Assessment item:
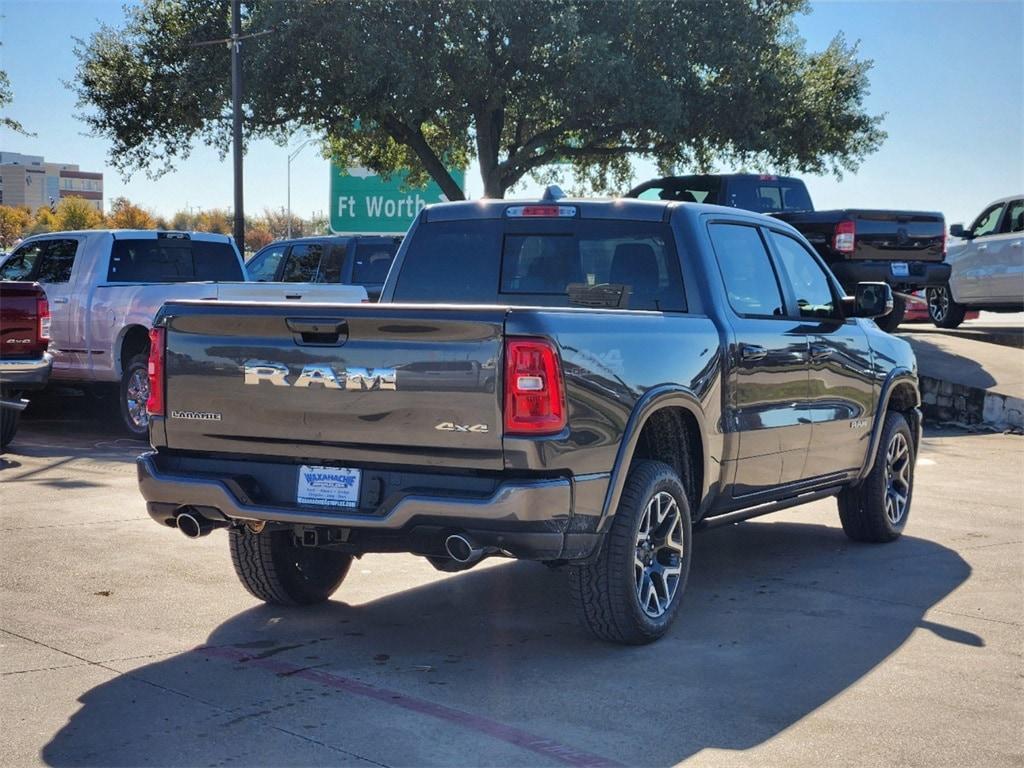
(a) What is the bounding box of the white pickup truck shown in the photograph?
[0,230,367,435]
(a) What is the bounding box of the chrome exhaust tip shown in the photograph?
[444,533,480,564]
[176,510,213,539]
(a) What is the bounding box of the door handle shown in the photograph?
[285,294,303,300]
[976,244,988,251]
[1011,242,1022,249]
[52,297,69,304]
[810,343,832,362]
[739,344,767,362]
[286,317,348,346]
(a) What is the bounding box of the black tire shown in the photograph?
[927,285,966,329]
[0,405,19,452]
[874,294,906,333]
[119,353,151,438]
[228,527,353,606]
[569,460,693,645]
[837,411,914,543]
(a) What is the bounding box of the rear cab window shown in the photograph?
[393,217,685,311]
[107,237,242,282]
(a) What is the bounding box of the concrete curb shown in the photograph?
[920,375,1024,430]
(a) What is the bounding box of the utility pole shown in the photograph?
[192,6,271,247]
[230,0,244,249]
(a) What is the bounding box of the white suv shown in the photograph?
[928,196,1024,328]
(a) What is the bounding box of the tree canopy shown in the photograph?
[75,0,885,199]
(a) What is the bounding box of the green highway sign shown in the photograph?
[329,163,465,234]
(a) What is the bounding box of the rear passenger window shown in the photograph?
[35,239,79,283]
[1002,200,1024,234]
[317,245,346,283]
[280,244,323,282]
[708,223,784,317]
[768,231,837,319]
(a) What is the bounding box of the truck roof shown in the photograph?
[421,188,795,230]
[19,229,233,243]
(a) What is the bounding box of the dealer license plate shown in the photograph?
[297,465,361,508]
[891,262,909,277]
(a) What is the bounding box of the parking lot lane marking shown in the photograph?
[917,457,936,466]
[202,645,624,768]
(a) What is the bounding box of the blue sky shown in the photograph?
[1,0,1021,226]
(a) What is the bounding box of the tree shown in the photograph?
[1,44,33,136]
[106,196,156,229]
[55,196,104,230]
[75,0,885,200]
[196,208,231,234]
[29,206,58,235]
[0,206,32,249]
[244,222,273,253]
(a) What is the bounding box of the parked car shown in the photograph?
[0,230,367,437]
[903,291,978,324]
[137,187,920,645]
[626,174,948,332]
[926,196,1024,328]
[0,281,52,451]
[246,235,401,301]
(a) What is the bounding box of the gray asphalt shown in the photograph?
[1,406,1022,767]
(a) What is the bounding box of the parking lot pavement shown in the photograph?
[1,413,1021,767]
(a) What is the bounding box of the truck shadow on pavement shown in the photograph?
[43,521,975,767]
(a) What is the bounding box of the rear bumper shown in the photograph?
[830,261,951,291]
[0,352,52,390]
[136,451,605,561]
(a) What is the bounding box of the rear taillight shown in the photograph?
[834,220,855,253]
[36,296,51,344]
[146,327,166,417]
[504,337,566,435]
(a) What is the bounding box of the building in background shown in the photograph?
[0,151,104,212]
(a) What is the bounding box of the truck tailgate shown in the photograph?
[777,209,946,261]
[0,282,46,359]
[157,301,505,470]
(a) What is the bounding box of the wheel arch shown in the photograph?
[599,386,716,531]
[116,324,151,378]
[857,368,921,482]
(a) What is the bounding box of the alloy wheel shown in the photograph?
[126,369,150,430]
[883,432,911,524]
[928,287,950,323]
[634,490,684,618]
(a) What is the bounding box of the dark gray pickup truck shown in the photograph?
[137,189,922,644]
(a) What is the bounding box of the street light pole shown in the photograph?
[286,137,313,239]
[230,0,244,248]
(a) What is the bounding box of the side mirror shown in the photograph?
[844,282,893,319]
[949,223,968,239]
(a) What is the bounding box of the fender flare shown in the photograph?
[857,367,921,482]
[598,384,716,531]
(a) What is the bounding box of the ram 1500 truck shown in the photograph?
[137,189,921,644]
[0,281,52,451]
[0,230,367,436]
[627,174,948,331]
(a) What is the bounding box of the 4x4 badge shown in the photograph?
[435,422,489,433]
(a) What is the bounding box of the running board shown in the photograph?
[698,486,843,530]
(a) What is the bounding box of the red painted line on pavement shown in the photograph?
[201,645,622,768]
